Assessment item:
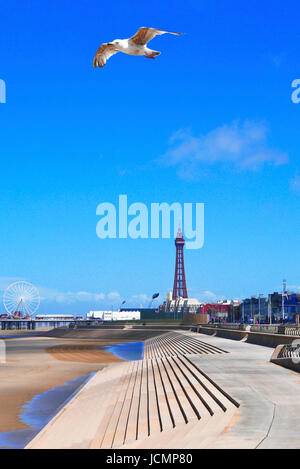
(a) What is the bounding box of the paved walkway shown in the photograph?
[185,332,300,449]
[26,332,300,449]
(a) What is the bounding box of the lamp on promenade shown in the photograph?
[149,293,159,309]
[281,293,288,322]
[258,294,263,324]
[268,294,272,324]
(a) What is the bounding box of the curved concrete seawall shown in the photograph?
[43,327,171,341]
[199,326,298,348]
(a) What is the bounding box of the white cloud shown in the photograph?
[203,290,217,299]
[39,286,105,304]
[195,290,218,302]
[0,277,154,309]
[0,279,106,306]
[160,120,288,179]
[0,277,22,290]
[107,291,121,300]
[286,285,300,291]
[131,293,150,303]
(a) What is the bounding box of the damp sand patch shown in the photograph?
[46,341,126,364]
[0,373,94,449]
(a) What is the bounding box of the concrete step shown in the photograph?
[146,358,162,437]
[101,361,136,448]
[145,332,227,359]
[112,361,139,447]
[124,360,143,444]
[93,361,132,448]
[150,359,173,433]
[155,357,186,427]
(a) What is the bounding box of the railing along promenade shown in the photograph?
[203,323,300,336]
[197,323,300,348]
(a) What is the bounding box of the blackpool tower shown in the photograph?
[172,225,188,300]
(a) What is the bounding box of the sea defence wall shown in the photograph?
[199,325,299,348]
[183,313,210,324]
[0,329,50,337]
[42,327,183,341]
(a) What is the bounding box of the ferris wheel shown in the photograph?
[3,281,40,318]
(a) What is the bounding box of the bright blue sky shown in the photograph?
[0,0,300,314]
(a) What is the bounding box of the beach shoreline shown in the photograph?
[0,336,126,433]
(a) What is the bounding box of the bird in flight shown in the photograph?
[93,27,183,68]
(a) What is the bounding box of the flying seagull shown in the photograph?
[93,27,182,68]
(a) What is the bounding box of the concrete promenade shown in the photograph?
[26,331,300,449]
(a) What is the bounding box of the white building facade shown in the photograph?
[160,292,204,315]
[87,310,141,321]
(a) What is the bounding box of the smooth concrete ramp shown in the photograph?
[183,332,300,449]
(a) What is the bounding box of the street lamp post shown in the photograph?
[258,294,263,324]
[149,293,159,310]
[268,294,272,324]
[282,293,286,323]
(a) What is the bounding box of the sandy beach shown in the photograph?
[0,336,125,432]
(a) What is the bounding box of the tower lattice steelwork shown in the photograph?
[172,225,188,300]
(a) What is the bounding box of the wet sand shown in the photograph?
[46,342,126,364]
[0,336,125,432]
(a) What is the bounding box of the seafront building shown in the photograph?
[240,292,300,323]
[87,310,141,321]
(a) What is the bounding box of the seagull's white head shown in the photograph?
[111,39,126,50]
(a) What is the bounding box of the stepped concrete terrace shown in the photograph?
[26,330,300,449]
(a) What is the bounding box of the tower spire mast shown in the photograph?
[172,224,188,300]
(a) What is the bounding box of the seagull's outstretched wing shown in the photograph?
[93,43,119,68]
[129,27,182,46]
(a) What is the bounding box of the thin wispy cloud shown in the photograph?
[37,286,106,305]
[107,291,121,300]
[188,289,219,302]
[132,293,150,303]
[290,175,300,194]
[0,277,21,290]
[202,290,217,300]
[0,277,150,308]
[160,120,288,180]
